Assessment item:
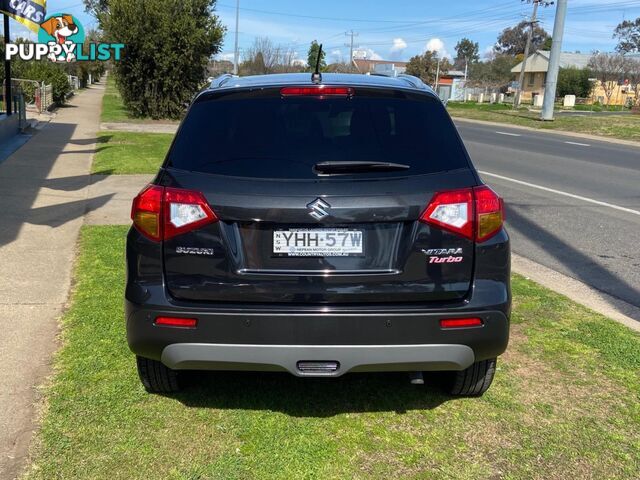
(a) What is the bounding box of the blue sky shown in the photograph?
[9,0,640,63]
[211,0,640,64]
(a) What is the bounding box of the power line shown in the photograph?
[515,0,554,108]
[345,30,359,63]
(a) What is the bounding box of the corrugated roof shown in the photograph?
[511,50,594,73]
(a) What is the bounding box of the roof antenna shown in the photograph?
[311,43,323,84]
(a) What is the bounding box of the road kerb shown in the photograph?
[512,253,640,333]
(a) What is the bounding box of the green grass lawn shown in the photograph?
[100,75,134,123]
[447,101,640,142]
[25,226,640,479]
[92,132,173,174]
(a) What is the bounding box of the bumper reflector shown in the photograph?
[154,317,198,328]
[440,317,484,329]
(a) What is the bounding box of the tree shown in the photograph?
[83,0,109,21]
[494,21,550,56]
[405,51,450,86]
[588,53,626,105]
[613,17,640,53]
[625,58,640,106]
[468,55,519,90]
[240,37,301,75]
[100,0,225,119]
[454,38,479,69]
[556,67,593,98]
[307,40,326,71]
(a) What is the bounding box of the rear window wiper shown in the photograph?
[313,161,410,174]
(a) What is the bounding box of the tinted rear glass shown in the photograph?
[167,87,469,178]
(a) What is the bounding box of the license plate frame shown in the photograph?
[272,228,365,257]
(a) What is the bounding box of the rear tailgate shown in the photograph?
[160,85,479,304]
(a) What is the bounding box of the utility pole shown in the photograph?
[514,0,554,108]
[233,0,240,75]
[463,57,468,102]
[541,0,568,120]
[345,30,358,68]
[435,56,441,91]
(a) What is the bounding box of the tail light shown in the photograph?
[474,185,505,242]
[280,86,354,97]
[131,185,218,241]
[420,185,504,242]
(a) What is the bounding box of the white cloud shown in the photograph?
[390,38,407,52]
[424,38,450,59]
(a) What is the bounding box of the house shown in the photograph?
[510,50,639,105]
[352,58,407,75]
[435,70,466,101]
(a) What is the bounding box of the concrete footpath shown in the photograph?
[0,84,107,479]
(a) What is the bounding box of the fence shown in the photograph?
[4,79,54,113]
[0,81,28,130]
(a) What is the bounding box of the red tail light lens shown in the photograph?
[164,187,217,240]
[280,86,354,97]
[440,317,484,329]
[154,316,197,328]
[131,185,163,241]
[420,188,473,240]
[131,185,218,241]
[420,186,504,242]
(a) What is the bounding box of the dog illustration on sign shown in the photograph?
[39,14,78,62]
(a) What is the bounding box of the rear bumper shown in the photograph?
[126,282,510,376]
[161,343,475,377]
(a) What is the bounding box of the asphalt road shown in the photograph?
[454,119,640,308]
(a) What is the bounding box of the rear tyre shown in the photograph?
[447,358,497,396]
[136,356,180,393]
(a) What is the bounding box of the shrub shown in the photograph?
[100,0,225,119]
[557,67,593,98]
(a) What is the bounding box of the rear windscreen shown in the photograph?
[167,87,470,178]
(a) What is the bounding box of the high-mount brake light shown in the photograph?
[131,185,218,241]
[280,86,354,97]
[420,186,504,242]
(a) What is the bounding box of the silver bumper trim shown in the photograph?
[161,343,475,377]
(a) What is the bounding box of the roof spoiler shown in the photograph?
[209,73,237,89]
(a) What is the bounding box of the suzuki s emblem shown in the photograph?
[307,198,331,220]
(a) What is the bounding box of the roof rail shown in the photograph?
[397,74,429,90]
[209,73,236,89]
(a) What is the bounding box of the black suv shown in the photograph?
[126,73,510,396]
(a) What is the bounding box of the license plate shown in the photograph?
[273,228,364,257]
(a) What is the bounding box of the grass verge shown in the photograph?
[26,226,640,479]
[100,75,133,123]
[447,101,640,142]
[92,131,173,174]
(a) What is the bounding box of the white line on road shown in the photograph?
[495,131,521,137]
[479,171,640,216]
[564,141,591,147]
